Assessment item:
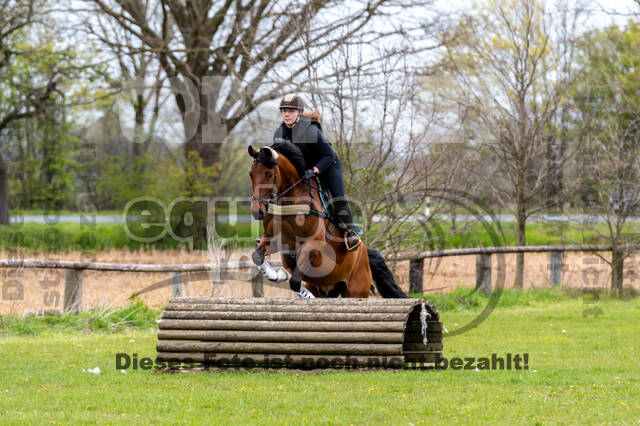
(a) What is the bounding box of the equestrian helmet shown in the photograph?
[279,93,304,111]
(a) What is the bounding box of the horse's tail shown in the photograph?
[367,248,409,298]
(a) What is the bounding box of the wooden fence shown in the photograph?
[0,244,632,313]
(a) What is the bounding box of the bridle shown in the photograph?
[251,161,306,212]
[251,159,329,219]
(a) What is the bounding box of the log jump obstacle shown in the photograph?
[156,297,443,370]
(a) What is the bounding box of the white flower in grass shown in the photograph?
[83,367,101,375]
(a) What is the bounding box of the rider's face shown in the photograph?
[281,108,299,128]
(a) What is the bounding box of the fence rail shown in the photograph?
[1,244,635,313]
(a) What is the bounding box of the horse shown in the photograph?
[248,142,407,299]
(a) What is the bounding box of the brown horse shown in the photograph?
[248,142,407,299]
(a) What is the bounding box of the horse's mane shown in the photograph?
[255,141,306,179]
[272,141,306,177]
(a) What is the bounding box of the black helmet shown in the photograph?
[279,93,304,111]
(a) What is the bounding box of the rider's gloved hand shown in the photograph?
[303,169,316,180]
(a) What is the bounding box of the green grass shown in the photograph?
[1,216,639,253]
[417,286,638,312]
[10,205,254,217]
[0,221,260,252]
[0,296,638,424]
[0,298,159,336]
[10,209,123,216]
[396,219,640,250]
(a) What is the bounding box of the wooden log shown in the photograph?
[475,253,491,293]
[158,330,402,343]
[404,353,443,364]
[171,272,183,298]
[409,258,424,294]
[407,305,440,321]
[155,352,408,368]
[159,319,405,332]
[402,333,442,343]
[550,251,563,287]
[386,244,627,261]
[64,269,83,313]
[5,244,640,273]
[402,342,444,352]
[156,341,402,356]
[161,311,409,322]
[403,321,443,332]
[169,297,426,306]
[0,259,276,272]
[164,303,411,313]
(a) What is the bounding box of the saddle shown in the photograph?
[314,177,363,235]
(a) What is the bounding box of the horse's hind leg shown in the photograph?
[328,281,347,298]
[343,246,373,298]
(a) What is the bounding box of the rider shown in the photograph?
[273,93,361,251]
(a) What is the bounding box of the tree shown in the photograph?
[86,12,166,161]
[82,0,436,172]
[307,39,462,259]
[434,0,582,288]
[570,23,640,294]
[0,0,83,221]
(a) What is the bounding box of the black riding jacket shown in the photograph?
[273,116,337,174]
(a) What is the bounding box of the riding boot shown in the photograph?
[332,199,361,251]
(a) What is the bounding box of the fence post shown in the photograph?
[64,269,83,313]
[251,266,264,297]
[172,272,184,298]
[550,251,563,287]
[409,258,424,295]
[475,254,492,293]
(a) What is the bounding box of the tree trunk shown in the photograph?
[181,87,224,169]
[611,248,624,295]
[0,155,9,225]
[133,92,146,159]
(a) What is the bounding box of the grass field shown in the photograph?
[1,295,638,424]
[2,218,636,252]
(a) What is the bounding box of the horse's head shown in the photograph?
[248,146,280,220]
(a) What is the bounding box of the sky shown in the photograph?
[581,0,638,27]
[433,0,638,28]
[77,0,640,147]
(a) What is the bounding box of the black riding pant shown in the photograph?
[318,158,354,230]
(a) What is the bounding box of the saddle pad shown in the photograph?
[267,204,311,216]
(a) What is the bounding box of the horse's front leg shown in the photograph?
[252,236,289,282]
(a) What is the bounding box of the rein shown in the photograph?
[251,161,329,219]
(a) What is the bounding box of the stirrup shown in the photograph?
[296,286,315,299]
[345,229,361,251]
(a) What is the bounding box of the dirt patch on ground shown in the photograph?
[1,249,638,314]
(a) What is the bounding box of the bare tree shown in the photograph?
[85,11,167,159]
[81,0,437,171]
[565,22,640,294]
[434,0,583,288]
[304,36,466,261]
